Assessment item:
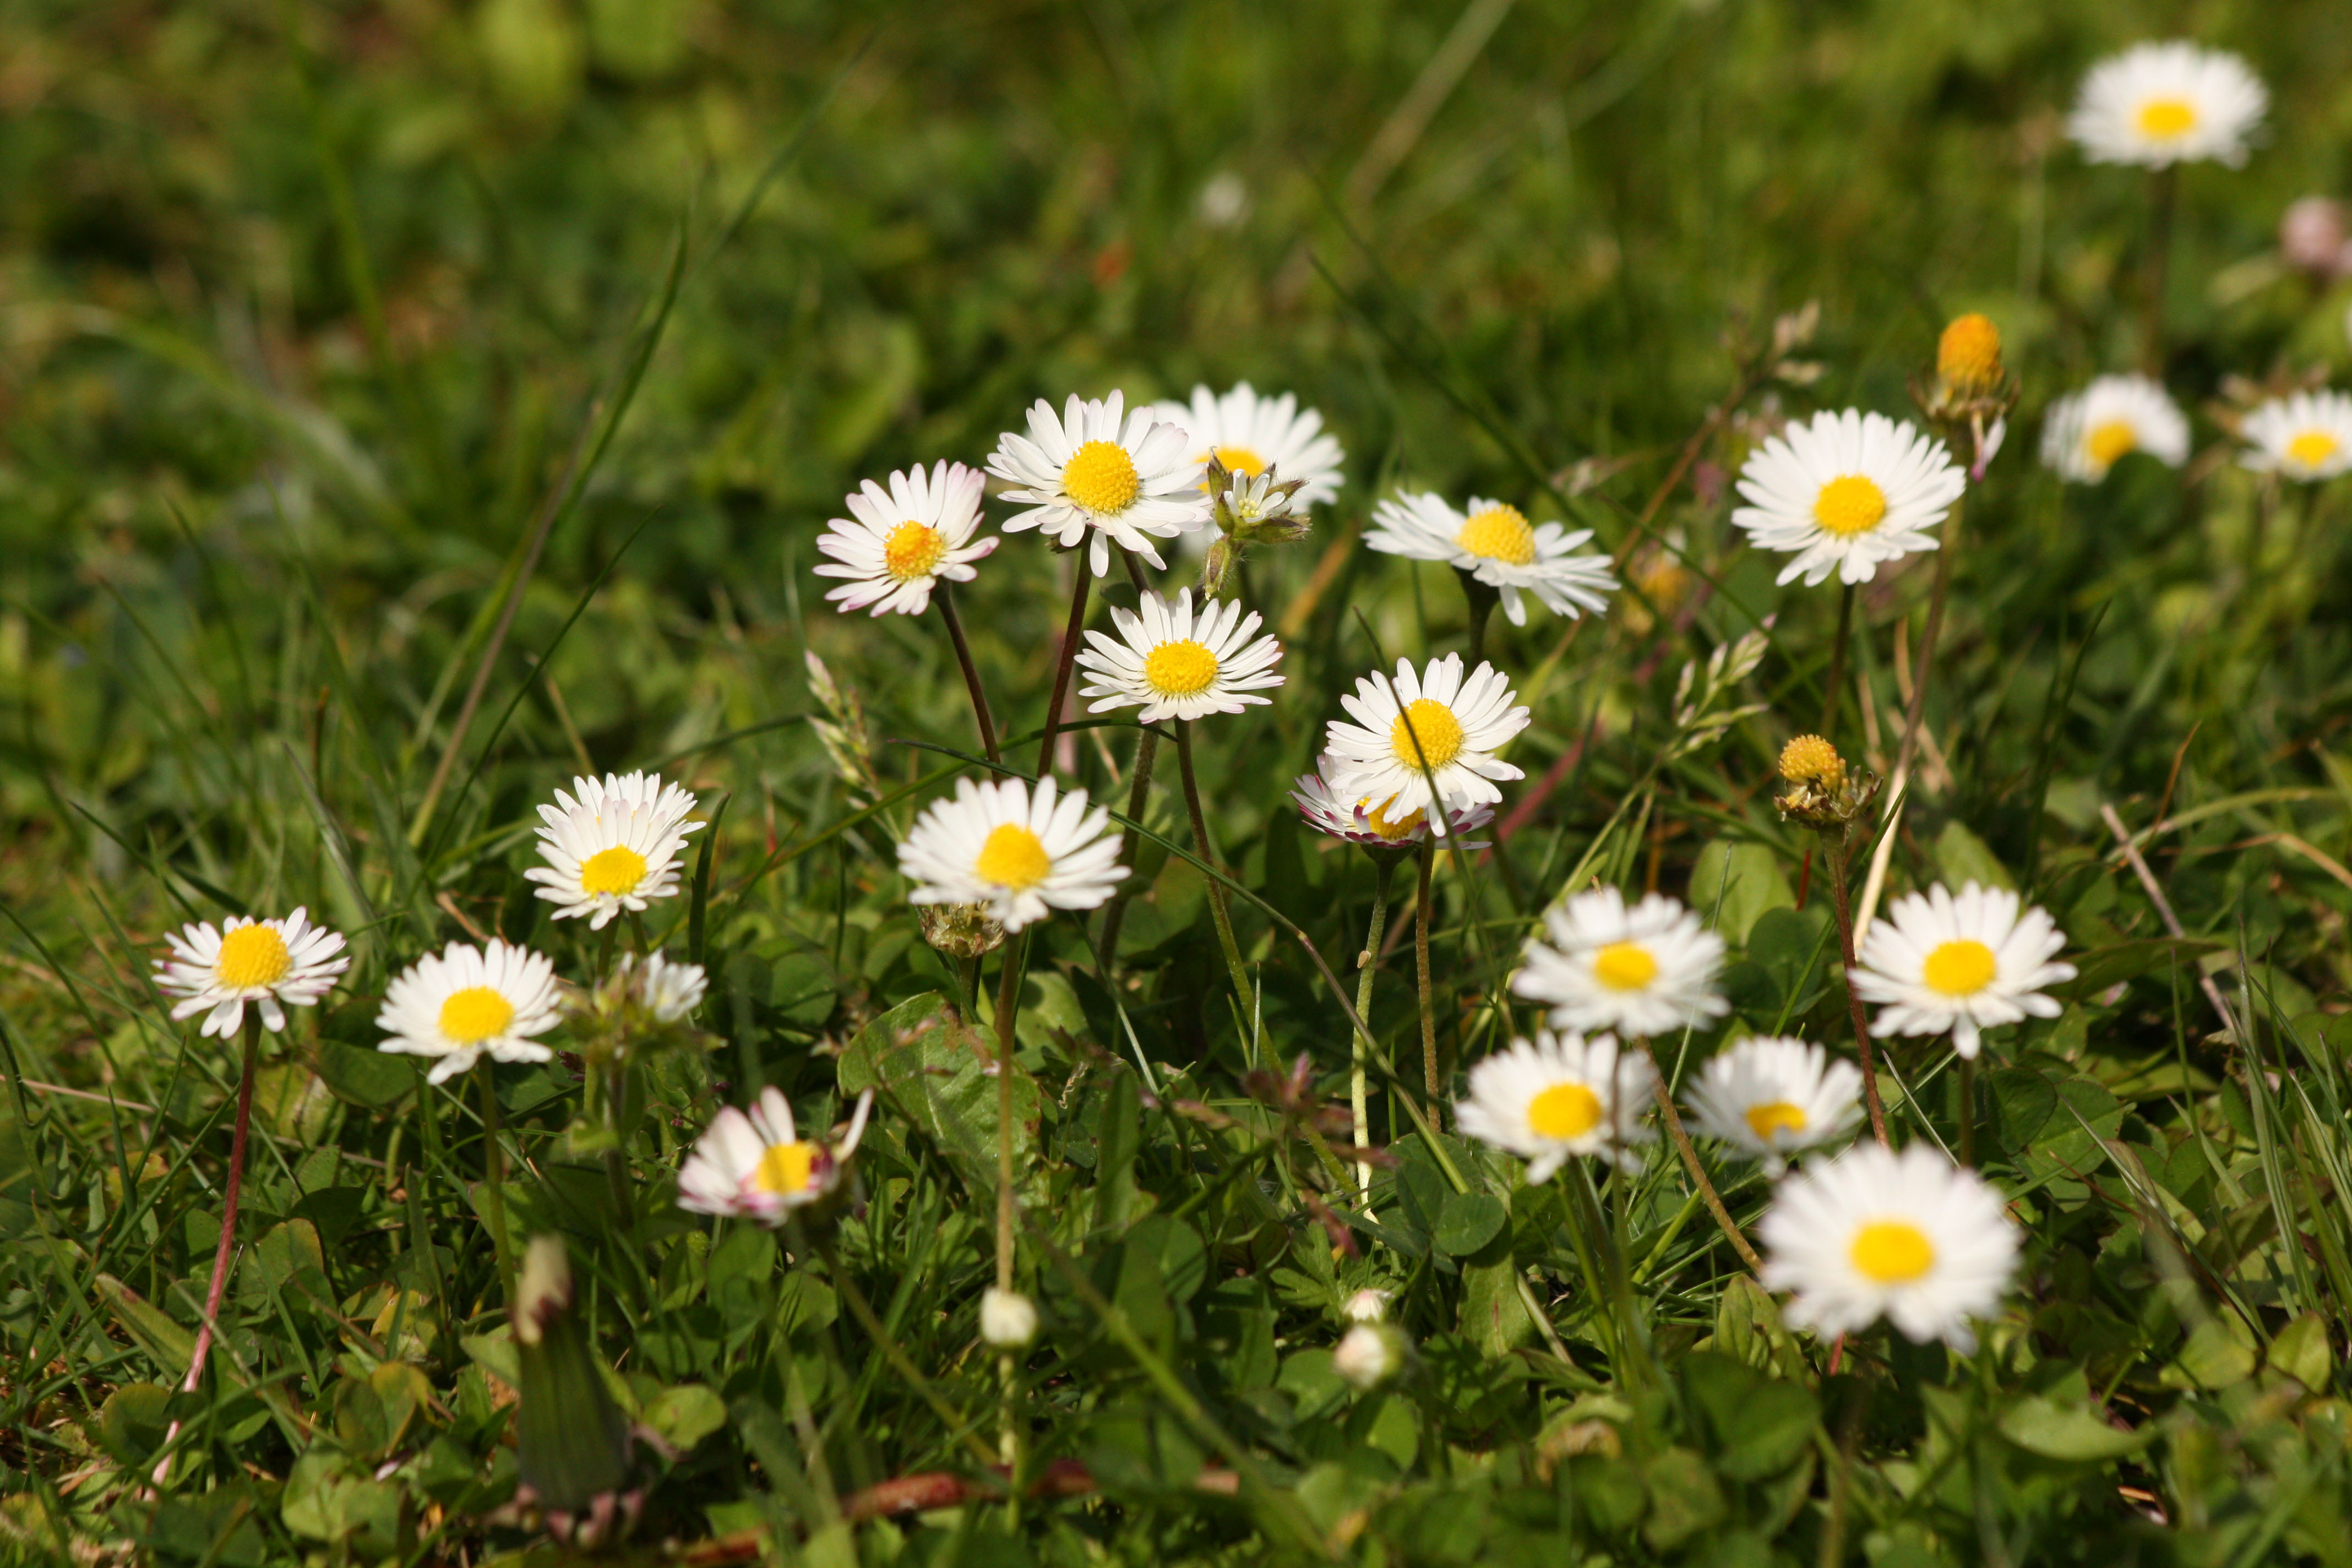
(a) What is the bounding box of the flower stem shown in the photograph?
[1856,496,1964,934]
[1827,834,1891,1147]
[1092,727,1160,972]
[1351,858,1397,1195]
[1460,571,1500,669]
[478,1058,518,1304]
[182,1012,262,1396]
[1414,842,1440,1129]
[1035,559,1092,776]
[2141,165,2177,374]
[1174,721,1255,1038]
[1636,1041,1763,1273]
[1820,582,1855,740]
[1957,1056,1976,1168]
[936,582,999,765]
[990,939,1023,1468]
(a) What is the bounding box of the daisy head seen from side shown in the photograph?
[1852,881,2075,1060]
[1732,410,1967,587]
[1151,382,1347,508]
[1456,1030,1657,1183]
[986,391,1211,577]
[1321,654,1529,834]
[898,776,1126,933]
[525,770,702,930]
[1290,755,1493,851]
[2040,375,2191,484]
[377,939,563,1085]
[2239,390,2352,483]
[1511,887,1729,1039]
[2067,41,2266,171]
[1761,1141,2021,1351]
[155,907,350,1038]
[1684,1036,1864,1175]
[1075,588,1283,723]
[813,461,997,617]
[1364,491,1618,627]
[677,1087,875,1226]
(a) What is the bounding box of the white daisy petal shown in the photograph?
[1075,587,1284,723]
[1455,1029,1658,1178]
[153,906,351,1039]
[1852,881,2076,1060]
[524,770,703,930]
[375,939,562,1084]
[1683,1036,1864,1176]
[2238,390,2352,483]
[2067,42,2266,171]
[1364,492,1618,625]
[677,1088,877,1226]
[1321,655,1530,835]
[987,393,1213,577]
[897,775,1128,933]
[2039,375,2191,483]
[812,461,999,617]
[1290,754,1493,848]
[1732,411,1966,589]
[1510,888,1728,1038]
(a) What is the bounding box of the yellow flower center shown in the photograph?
[1812,475,1888,537]
[1744,1101,1809,1141]
[1388,699,1464,770]
[883,520,948,581]
[1592,942,1659,992]
[1921,938,1997,998]
[2084,420,2139,469]
[1850,1219,1936,1284]
[974,824,1053,891]
[2135,97,2198,139]
[1935,313,2003,394]
[1777,733,1845,790]
[214,924,292,989]
[1358,796,1427,841]
[1142,639,1220,696]
[1062,439,1141,514]
[439,986,516,1046]
[579,846,649,897]
[1456,505,1537,566]
[1528,1081,1604,1141]
[2287,430,2342,470]
[754,1141,819,1196]
[1214,444,1265,478]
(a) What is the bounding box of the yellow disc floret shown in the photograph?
[1062,439,1142,514]
[1213,445,1265,478]
[1527,1081,1604,1140]
[2287,430,2342,471]
[439,986,516,1046]
[2135,97,2197,140]
[214,924,292,989]
[754,1141,819,1197]
[1142,639,1220,696]
[1456,505,1537,567]
[1592,942,1659,993]
[1812,475,1888,537]
[974,824,1053,891]
[2086,420,2139,469]
[1358,797,1427,841]
[579,846,649,897]
[1935,313,2004,395]
[1777,734,1846,791]
[1850,1219,1936,1284]
[1921,939,1997,998]
[883,521,948,581]
[1744,1101,1809,1142]
[1388,699,1464,770]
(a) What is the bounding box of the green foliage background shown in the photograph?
[7,0,2352,1562]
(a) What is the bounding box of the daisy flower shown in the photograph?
[615,950,709,1023]
[1852,882,2076,1060]
[898,776,1127,932]
[377,939,564,1085]
[2040,375,2191,483]
[1684,1036,1864,1175]
[1075,588,1283,723]
[2239,390,2352,483]
[1731,410,1967,587]
[1455,1030,1657,1180]
[155,907,349,1038]
[1364,492,1618,627]
[1290,755,1493,849]
[2067,42,2267,170]
[677,1087,875,1226]
[525,771,703,931]
[1511,888,1729,1038]
[812,461,998,617]
[986,391,1211,577]
[1150,382,1347,507]
[1321,654,1529,833]
[1760,1141,2021,1351]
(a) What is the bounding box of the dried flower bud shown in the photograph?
[980,1287,1038,1348]
[1936,314,2005,398]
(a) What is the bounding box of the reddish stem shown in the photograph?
[183,1017,260,1395]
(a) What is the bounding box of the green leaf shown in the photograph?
[95,1382,173,1467]
[2163,1316,2258,1391]
[313,1039,415,1109]
[94,1275,194,1379]
[1459,1255,1535,1357]
[1433,1190,1507,1257]
[1933,820,2015,891]
[839,992,1038,1191]
[2268,1312,2333,1388]
[1997,1395,2149,1461]
[1689,838,1795,946]
[643,1384,728,1452]
[1640,1447,1725,1551]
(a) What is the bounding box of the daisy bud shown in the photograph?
[1342,1288,1392,1324]
[1334,1324,1406,1391]
[979,1287,1038,1348]
[513,1236,632,1512]
[1773,733,1876,835]
[1935,314,2005,399]
[2280,198,2351,278]
[1776,734,1845,793]
[917,901,1008,960]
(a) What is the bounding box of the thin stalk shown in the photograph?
[1460,571,1500,668]
[1414,842,1440,1126]
[1351,858,1399,1195]
[1821,583,1855,739]
[1092,727,1161,971]
[1856,496,1964,933]
[1174,722,1255,1026]
[477,1059,518,1304]
[2141,165,2176,374]
[1828,834,1891,1146]
[935,583,999,764]
[1637,1042,1763,1273]
[169,1010,262,1482]
[1035,560,1091,776]
[991,941,1023,1471]
[1958,1057,1977,1168]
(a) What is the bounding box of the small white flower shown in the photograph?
[986,391,1211,578]
[898,776,1127,933]
[980,1287,1039,1348]
[1455,1030,1657,1182]
[1760,1141,2021,1352]
[1852,882,2076,1060]
[1321,655,1529,834]
[677,1087,875,1226]
[618,950,709,1023]
[376,939,564,1085]
[1334,1324,1406,1391]
[1290,755,1493,849]
[2067,42,2267,171]
[1511,888,1728,1039]
[2040,375,2191,483]
[525,771,703,930]
[1342,1288,1393,1324]
[1731,410,1967,587]
[1364,492,1618,627]
[1150,382,1346,508]
[812,461,998,617]
[2239,389,2352,482]
[1684,1036,1864,1176]
[154,907,349,1038]
[1075,588,1283,723]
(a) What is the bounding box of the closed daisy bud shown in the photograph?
[1334,1323,1406,1391]
[1342,1288,1393,1324]
[980,1287,1038,1348]
[1777,734,1845,792]
[513,1235,631,1512]
[1936,314,2004,399]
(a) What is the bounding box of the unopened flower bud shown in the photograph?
[1342,1288,1392,1324]
[2281,197,2351,277]
[1777,734,1845,792]
[919,901,1006,960]
[512,1235,631,1511]
[1936,314,2004,398]
[980,1287,1038,1348]
[1334,1323,1405,1391]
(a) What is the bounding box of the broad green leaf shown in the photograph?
[1460,1255,1534,1357]
[643,1383,728,1451]
[1997,1395,2148,1461]
[1640,1447,1725,1550]
[1433,1190,1507,1257]
[1689,838,1795,946]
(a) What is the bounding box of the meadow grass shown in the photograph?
[8,2,2352,1563]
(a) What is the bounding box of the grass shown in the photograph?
[8,0,2352,1562]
